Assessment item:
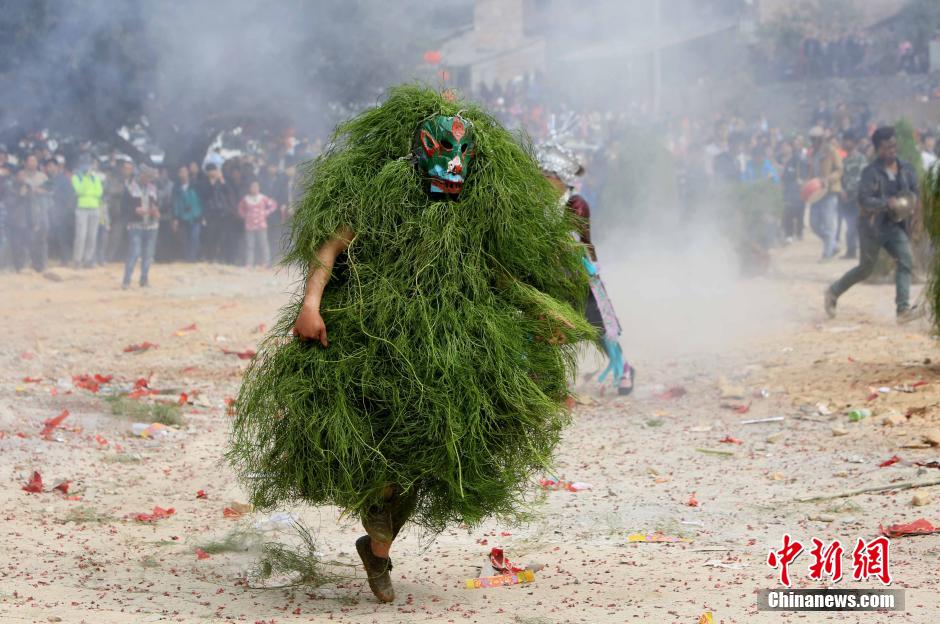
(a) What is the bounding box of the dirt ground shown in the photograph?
[2,239,940,624]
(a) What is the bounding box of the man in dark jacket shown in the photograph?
[198,163,237,263]
[46,158,76,265]
[825,126,919,322]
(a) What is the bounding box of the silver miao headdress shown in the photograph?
[536,111,591,187]
[536,142,583,187]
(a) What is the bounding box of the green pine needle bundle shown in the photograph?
[227,85,593,535]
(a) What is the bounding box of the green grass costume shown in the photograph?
[227,85,593,537]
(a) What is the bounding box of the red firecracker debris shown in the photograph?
[95,435,109,447]
[22,471,43,493]
[224,397,235,416]
[124,341,159,353]
[686,492,699,507]
[40,409,70,439]
[22,376,42,383]
[195,548,210,560]
[878,455,902,468]
[880,518,940,538]
[655,386,687,400]
[94,374,113,384]
[53,481,71,494]
[221,347,257,360]
[719,436,744,445]
[178,392,189,406]
[223,507,243,518]
[912,380,928,389]
[489,547,523,573]
[865,392,879,402]
[72,374,100,393]
[196,490,207,499]
[175,323,198,336]
[132,506,176,522]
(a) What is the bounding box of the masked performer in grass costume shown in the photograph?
[228,86,594,603]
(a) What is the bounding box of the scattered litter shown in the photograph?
[911,491,932,507]
[880,518,940,538]
[22,471,43,493]
[878,455,902,468]
[881,411,906,427]
[130,422,172,439]
[687,492,699,507]
[816,403,832,415]
[740,416,784,425]
[906,406,930,418]
[922,429,940,447]
[130,506,175,522]
[721,403,750,414]
[831,426,848,437]
[539,479,592,492]
[22,376,42,383]
[765,431,784,444]
[195,548,211,560]
[654,386,687,400]
[628,532,691,543]
[224,501,253,518]
[914,461,940,469]
[681,520,704,527]
[696,448,734,457]
[124,341,159,353]
[718,377,746,400]
[808,514,836,523]
[489,547,523,574]
[40,409,70,439]
[718,436,743,445]
[703,559,748,570]
[254,512,297,531]
[877,387,892,394]
[698,613,713,624]
[52,481,71,494]
[848,408,871,422]
[196,490,207,499]
[465,569,535,589]
[174,323,198,336]
[221,347,257,360]
[845,455,866,464]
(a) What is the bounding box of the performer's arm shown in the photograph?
[292,225,354,347]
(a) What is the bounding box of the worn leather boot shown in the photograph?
[356,535,394,603]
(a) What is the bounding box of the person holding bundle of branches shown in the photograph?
[227,86,595,603]
[826,126,920,323]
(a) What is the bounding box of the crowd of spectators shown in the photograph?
[752,30,935,83]
[0,133,323,286]
[1,76,939,284]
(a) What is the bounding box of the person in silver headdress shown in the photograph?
[538,143,634,395]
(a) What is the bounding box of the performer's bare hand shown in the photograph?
[293,304,329,347]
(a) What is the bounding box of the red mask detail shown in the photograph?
[451,118,465,142]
